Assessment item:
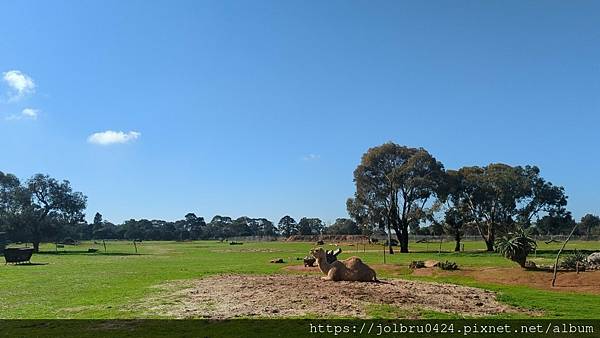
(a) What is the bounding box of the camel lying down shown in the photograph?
[310,247,379,282]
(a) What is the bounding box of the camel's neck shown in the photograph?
[316,255,331,274]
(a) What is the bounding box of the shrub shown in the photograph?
[560,250,587,270]
[495,228,537,268]
[439,261,459,270]
[409,261,425,269]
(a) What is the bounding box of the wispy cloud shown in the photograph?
[87,130,141,145]
[21,108,39,119]
[3,70,36,101]
[5,108,40,121]
[302,154,320,161]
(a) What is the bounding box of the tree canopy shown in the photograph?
[350,143,445,252]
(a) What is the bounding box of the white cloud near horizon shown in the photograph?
[87,130,141,145]
[5,108,40,121]
[3,70,36,100]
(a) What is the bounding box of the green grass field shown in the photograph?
[1,240,600,320]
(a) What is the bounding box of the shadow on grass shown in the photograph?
[5,262,49,266]
[534,249,596,255]
[36,251,147,256]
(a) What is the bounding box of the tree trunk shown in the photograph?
[399,227,409,253]
[32,226,41,253]
[475,222,496,251]
[386,223,394,254]
[552,223,579,287]
[454,232,461,252]
[515,255,526,268]
[485,239,494,252]
[485,226,495,252]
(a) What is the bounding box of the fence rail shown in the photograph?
[225,234,600,242]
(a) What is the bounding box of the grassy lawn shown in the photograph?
[1,240,599,319]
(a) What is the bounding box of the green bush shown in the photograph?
[439,261,459,270]
[409,260,425,269]
[560,250,587,270]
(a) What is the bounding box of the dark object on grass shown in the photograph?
[316,240,324,245]
[416,238,429,243]
[384,239,398,247]
[270,258,284,263]
[303,255,316,267]
[229,241,243,245]
[438,261,459,270]
[325,248,342,264]
[544,239,561,244]
[62,238,77,245]
[409,261,425,269]
[0,232,6,255]
[87,248,98,253]
[4,248,34,264]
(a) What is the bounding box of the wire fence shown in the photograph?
[224,234,600,242]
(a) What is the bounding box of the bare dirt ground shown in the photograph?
[408,266,600,294]
[145,274,532,319]
[466,268,600,294]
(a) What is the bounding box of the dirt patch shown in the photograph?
[410,267,438,277]
[146,274,531,319]
[283,264,407,275]
[283,265,321,273]
[466,268,600,294]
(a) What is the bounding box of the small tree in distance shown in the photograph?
[277,216,297,237]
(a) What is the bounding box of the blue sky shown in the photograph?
[1,1,599,224]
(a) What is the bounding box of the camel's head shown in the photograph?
[310,247,326,259]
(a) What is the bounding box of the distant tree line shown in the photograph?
[0,171,368,250]
[2,142,599,253]
[83,214,368,242]
[347,142,600,253]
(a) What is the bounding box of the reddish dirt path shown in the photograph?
[466,268,600,294]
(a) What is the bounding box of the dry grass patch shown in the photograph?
[144,274,533,319]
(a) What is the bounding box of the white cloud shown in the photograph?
[3,70,36,100]
[303,154,320,161]
[5,108,40,121]
[87,130,141,145]
[21,108,39,119]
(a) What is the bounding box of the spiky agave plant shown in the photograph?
[560,250,587,270]
[495,228,537,268]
